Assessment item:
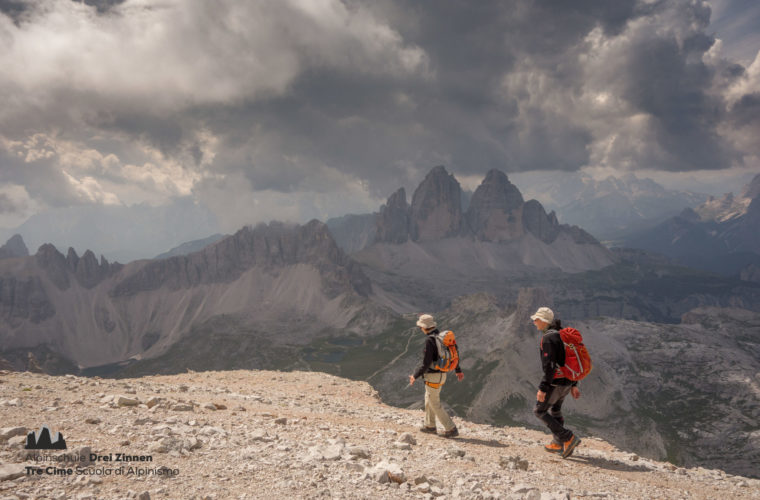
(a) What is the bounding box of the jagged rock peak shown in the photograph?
[32,244,113,290]
[0,234,29,258]
[466,169,525,241]
[75,249,108,289]
[35,243,70,290]
[521,200,561,244]
[375,187,410,244]
[410,165,463,241]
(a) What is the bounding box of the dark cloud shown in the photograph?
[618,34,733,169]
[0,0,27,24]
[0,0,758,228]
[79,0,125,14]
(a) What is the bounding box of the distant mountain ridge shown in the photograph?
[622,174,760,276]
[0,220,388,369]
[1,197,221,263]
[549,173,709,241]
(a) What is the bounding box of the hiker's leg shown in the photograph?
[534,386,573,442]
[548,391,568,443]
[424,373,455,431]
[423,381,436,429]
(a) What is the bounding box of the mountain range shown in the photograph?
[1,166,759,477]
[510,171,709,242]
[621,174,760,276]
[0,220,389,372]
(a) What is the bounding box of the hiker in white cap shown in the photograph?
[409,314,463,438]
[531,306,582,458]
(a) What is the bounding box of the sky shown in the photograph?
[1,0,759,233]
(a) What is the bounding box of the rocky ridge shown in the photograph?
[0,220,386,369]
[1,370,758,500]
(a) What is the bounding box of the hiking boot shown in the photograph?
[419,426,437,434]
[442,427,459,438]
[544,442,562,453]
[561,435,581,458]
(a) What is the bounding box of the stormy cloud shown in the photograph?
[0,0,758,232]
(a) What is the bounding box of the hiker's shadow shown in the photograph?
[565,453,653,473]
[455,437,509,448]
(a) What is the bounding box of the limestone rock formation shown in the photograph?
[409,166,463,241]
[465,170,525,241]
[375,188,410,244]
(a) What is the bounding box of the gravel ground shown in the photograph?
[1,369,758,500]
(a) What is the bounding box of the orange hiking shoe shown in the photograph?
[544,442,562,453]
[561,435,581,458]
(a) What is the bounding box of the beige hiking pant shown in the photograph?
[423,372,455,431]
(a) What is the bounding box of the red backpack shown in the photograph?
[543,327,592,381]
[432,330,460,372]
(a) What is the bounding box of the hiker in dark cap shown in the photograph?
[409,314,463,438]
[531,307,582,458]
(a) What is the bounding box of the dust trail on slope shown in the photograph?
[365,328,417,382]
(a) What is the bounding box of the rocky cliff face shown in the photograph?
[375,188,410,244]
[409,166,464,241]
[465,170,525,242]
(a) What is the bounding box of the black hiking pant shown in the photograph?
[533,385,573,443]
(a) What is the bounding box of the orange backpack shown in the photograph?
[544,327,592,381]
[432,330,459,372]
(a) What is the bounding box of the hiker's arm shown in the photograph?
[412,337,435,379]
[571,386,580,399]
[538,336,556,393]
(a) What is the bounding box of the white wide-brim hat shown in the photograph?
[530,307,554,324]
[416,314,436,329]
